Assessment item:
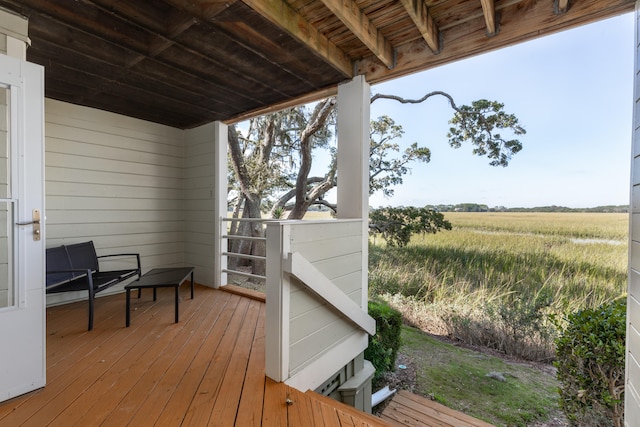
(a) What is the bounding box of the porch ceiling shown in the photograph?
[0,0,633,129]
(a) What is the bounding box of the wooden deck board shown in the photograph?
[234,303,267,427]
[124,290,229,425]
[54,288,219,426]
[152,292,242,427]
[0,285,491,427]
[381,390,494,427]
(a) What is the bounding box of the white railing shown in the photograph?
[221,217,270,286]
[264,219,374,391]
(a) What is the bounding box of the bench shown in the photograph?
[46,241,141,331]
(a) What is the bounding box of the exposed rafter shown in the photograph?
[480,0,498,36]
[556,0,570,14]
[318,0,395,69]
[242,0,353,77]
[399,0,440,54]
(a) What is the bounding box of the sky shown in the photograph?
[364,12,634,209]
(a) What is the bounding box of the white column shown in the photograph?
[337,75,370,308]
[626,2,640,425]
[213,121,228,288]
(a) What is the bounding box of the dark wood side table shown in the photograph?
[125,267,194,327]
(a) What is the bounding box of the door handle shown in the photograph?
[16,209,41,241]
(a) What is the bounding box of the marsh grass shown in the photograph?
[369,212,628,361]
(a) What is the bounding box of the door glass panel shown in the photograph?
[0,86,12,308]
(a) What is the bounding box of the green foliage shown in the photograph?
[555,299,626,427]
[370,206,452,247]
[448,99,525,167]
[368,115,431,197]
[365,299,403,380]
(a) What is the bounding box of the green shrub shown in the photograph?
[555,298,626,427]
[365,299,403,380]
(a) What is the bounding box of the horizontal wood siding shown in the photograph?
[629,5,640,424]
[184,123,217,286]
[286,220,365,375]
[44,99,187,305]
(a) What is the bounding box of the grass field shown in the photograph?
[370,212,628,426]
[370,212,628,361]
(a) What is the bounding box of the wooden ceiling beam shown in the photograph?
[242,0,353,77]
[399,0,440,54]
[480,0,498,36]
[318,0,395,69]
[358,0,634,85]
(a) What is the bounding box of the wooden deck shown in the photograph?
[0,285,492,426]
[0,285,387,426]
[381,390,494,427]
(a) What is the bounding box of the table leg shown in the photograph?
[174,285,179,323]
[153,287,157,301]
[126,288,131,327]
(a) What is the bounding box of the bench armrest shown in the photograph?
[97,253,141,272]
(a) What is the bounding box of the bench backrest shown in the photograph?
[46,241,98,289]
[66,241,99,272]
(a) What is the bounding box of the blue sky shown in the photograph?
[366,12,634,209]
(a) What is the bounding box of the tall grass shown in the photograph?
[369,212,628,361]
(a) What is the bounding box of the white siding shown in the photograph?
[44,99,190,304]
[273,220,369,386]
[184,123,217,286]
[628,3,640,424]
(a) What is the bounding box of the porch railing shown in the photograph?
[221,217,270,287]
[264,219,374,392]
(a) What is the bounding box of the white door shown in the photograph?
[0,54,46,402]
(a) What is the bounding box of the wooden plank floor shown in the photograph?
[0,285,388,426]
[381,390,494,427]
[0,285,490,426]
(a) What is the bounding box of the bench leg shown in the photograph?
[174,285,179,323]
[88,280,95,331]
[126,288,131,327]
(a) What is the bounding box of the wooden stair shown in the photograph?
[381,390,494,427]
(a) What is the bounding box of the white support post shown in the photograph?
[337,75,370,309]
[265,222,290,382]
[213,121,228,288]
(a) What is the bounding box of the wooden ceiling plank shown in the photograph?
[399,0,440,53]
[160,0,237,21]
[480,0,497,35]
[242,0,353,77]
[318,0,395,68]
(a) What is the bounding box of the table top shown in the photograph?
[125,267,194,289]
